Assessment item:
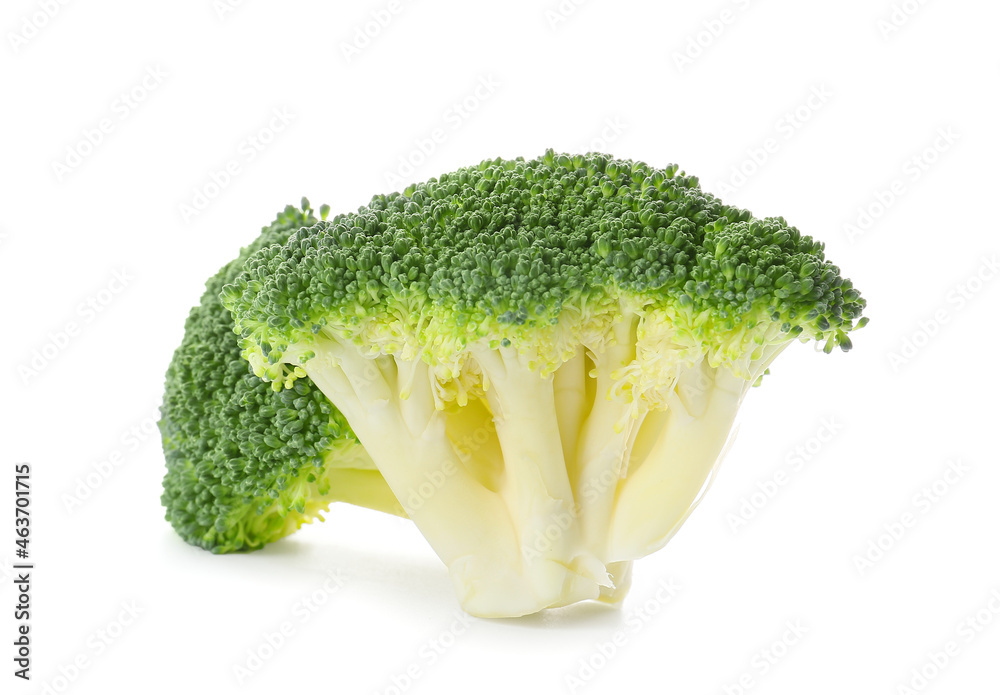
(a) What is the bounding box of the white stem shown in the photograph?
[473,346,607,603]
[607,364,748,562]
[553,349,587,467]
[572,315,639,557]
[474,346,577,513]
[302,337,601,616]
[606,342,791,562]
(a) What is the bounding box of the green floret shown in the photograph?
[226,152,862,382]
[159,200,404,554]
[223,151,867,617]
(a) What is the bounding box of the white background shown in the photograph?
[2,0,999,693]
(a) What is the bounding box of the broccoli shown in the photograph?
[159,200,404,554]
[216,150,866,617]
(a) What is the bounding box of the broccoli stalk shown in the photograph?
[223,151,867,616]
[295,342,599,616]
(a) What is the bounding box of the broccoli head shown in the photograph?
[159,200,404,553]
[218,151,866,617]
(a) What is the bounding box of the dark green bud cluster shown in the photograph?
[159,200,367,553]
[224,151,867,380]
